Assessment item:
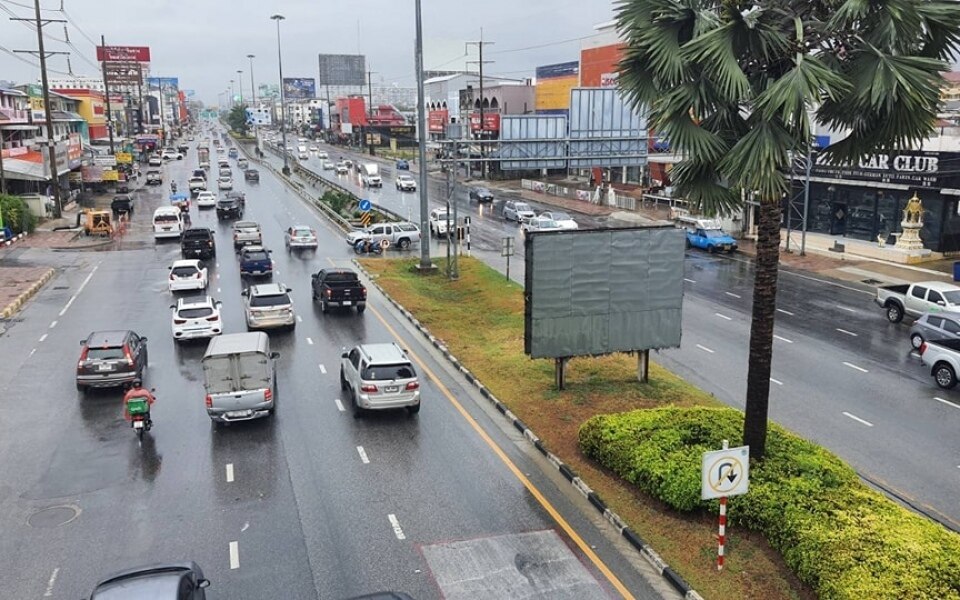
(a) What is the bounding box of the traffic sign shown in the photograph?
[359,199,372,212]
[701,445,749,500]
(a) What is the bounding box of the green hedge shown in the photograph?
[0,194,37,234]
[579,407,960,600]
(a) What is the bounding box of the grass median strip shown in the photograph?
[361,256,811,600]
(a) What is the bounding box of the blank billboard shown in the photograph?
[524,227,684,359]
[568,87,647,168]
[499,115,567,170]
[318,54,366,86]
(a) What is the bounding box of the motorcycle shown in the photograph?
[354,239,384,255]
[126,392,154,441]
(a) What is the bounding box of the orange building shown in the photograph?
[579,22,624,87]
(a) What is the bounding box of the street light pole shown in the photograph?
[247,54,256,104]
[271,14,290,175]
[237,70,244,105]
[414,0,432,270]
[229,79,235,107]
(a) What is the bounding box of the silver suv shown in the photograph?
[502,200,535,223]
[242,283,295,331]
[340,343,421,417]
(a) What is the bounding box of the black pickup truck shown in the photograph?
[311,268,366,314]
[180,228,216,260]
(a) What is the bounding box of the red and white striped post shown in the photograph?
[717,495,727,571]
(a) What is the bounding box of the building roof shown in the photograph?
[944,71,960,84]
[0,87,27,97]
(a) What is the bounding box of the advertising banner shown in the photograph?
[318,54,366,86]
[283,78,316,100]
[97,45,151,63]
[469,112,500,133]
[115,152,133,163]
[536,76,578,112]
[104,62,143,85]
[536,61,579,80]
[146,77,179,89]
[428,109,448,133]
[245,107,272,126]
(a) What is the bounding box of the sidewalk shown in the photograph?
[0,266,56,318]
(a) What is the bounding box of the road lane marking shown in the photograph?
[777,308,794,316]
[59,295,77,316]
[365,302,635,598]
[75,262,100,296]
[38,334,47,343]
[696,344,715,354]
[770,378,783,385]
[836,328,858,337]
[49,320,58,329]
[842,411,874,427]
[843,361,868,373]
[357,446,370,464]
[241,522,249,532]
[388,514,406,540]
[334,398,345,412]
[724,291,741,298]
[306,337,314,345]
[773,335,793,344]
[229,541,239,569]
[318,364,326,374]
[225,463,234,483]
[296,315,303,322]
[715,313,732,321]
[217,287,221,293]
[42,567,59,597]
[216,262,220,268]
[29,348,36,357]
[683,278,696,283]
[837,304,856,313]
[934,397,959,410]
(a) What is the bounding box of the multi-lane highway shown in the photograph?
[0,134,677,599]
[286,142,960,531]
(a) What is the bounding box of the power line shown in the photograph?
[490,32,605,55]
[0,0,57,11]
[59,4,99,51]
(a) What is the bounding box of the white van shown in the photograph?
[153,207,183,240]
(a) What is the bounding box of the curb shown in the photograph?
[1,231,29,248]
[0,268,56,319]
[351,260,705,600]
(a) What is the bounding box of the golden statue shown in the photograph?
[903,193,923,225]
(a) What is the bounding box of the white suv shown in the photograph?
[340,343,420,417]
[502,200,535,223]
[242,283,295,331]
[171,296,222,342]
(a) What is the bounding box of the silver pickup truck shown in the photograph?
[918,338,960,389]
[232,220,262,249]
[201,332,278,423]
[874,281,960,323]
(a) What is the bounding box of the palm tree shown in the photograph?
[617,0,960,459]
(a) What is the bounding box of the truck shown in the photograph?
[360,163,382,187]
[197,146,210,169]
[429,207,451,238]
[311,268,367,314]
[201,332,278,423]
[918,338,960,388]
[180,227,216,260]
[345,222,421,250]
[676,216,738,253]
[874,281,960,323]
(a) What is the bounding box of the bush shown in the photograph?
[320,190,352,216]
[0,194,37,234]
[579,407,960,600]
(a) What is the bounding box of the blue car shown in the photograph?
[395,159,410,171]
[239,245,273,277]
[686,226,738,253]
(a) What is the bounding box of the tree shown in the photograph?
[227,104,250,137]
[618,0,960,459]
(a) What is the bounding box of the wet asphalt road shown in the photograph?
[289,144,960,531]
[0,137,676,600]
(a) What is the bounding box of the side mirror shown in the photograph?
[80,339,85,345]
[168,266,172,270]
[169,304,176,309]
[341,351,349,359]
[270,351,280,359]
[241,289,249,296]
[198,578,211,589]
[150,388,156,393]
[216,301,223,308]
[140,337,148,343]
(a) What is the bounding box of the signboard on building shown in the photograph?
[43,141,71,177]
[810,151,954,189]
[536,61,579,115]
[568,88,647,168]
[146,77,179,89]
[428,109,448,133]
[97,45,151,63]
[318,54,366,86]
[469,112,500,133]
[283,78,316,100]
[104,62,143,85]
[245,107,272,126]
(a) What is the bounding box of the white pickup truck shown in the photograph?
[918,338,960,388]
[874,281,960,323]
[346,222,421,250]
[429,208,451,238]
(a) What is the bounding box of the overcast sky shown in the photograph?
[0,0,615,104]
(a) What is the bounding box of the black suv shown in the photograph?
[244,169,259,182]
[180,228,216,260]
[111,195,134,216]
[76,330,148,392]
[216,197,243,220]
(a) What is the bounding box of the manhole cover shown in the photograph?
[861,278,883,285]
[27,505,80,528]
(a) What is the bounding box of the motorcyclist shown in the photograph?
[123,379,155,429]
[170,181,178,194]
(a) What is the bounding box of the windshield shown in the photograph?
[154,214,179,224]
[537,220,559,229]
[250,293,290,307]
[551,212,571,221]
[178,307,213,318]
[243,251,269,261]
[292,228,313,236]
[702,229,726,238]
[943,290,960,304]
[516,203,532,212]
[171,266,198,277]
[85,347,124,360]
[362,363,416,381]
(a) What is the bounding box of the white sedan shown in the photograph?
[539,211,579,230]
[168,259,209,292]
[171,295,222,341]
[521,216,565,234]
[322,161,335,170]
[217,176,234,191]
[196,191,218,208]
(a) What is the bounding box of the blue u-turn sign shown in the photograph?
[359,199,372,212]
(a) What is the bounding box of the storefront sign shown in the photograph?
[94,156,117,167]
[428,109,448,134]
[811,151,958,188]
[115,152,133,163]
[97,45,151,63]
[469,112,500,133]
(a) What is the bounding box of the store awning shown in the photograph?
[51,110,85,121]
[0,157,47,181]
[0,124,39,131]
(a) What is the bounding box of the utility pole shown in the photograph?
[12,2,67,218]
[414,0,432,271]
[271,14,290,175]
[136,64,144,134]
[366,68,376,155]
[99,36,116,154]
[466,29,494,179]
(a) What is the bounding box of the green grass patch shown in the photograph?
[362,256,813,600]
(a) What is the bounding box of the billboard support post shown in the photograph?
[555,357,569,390]
[637,349,649,383]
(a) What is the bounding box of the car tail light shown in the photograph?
[169,273,176,280]
[360,384,378,393]
[405,381,420,391]
[77,346,88,370]
[206,315,219,321]
[205,394,212,408]
[264,389,273,401]
[195,272,202,279]
[123,345,134,366]
[174,318,187,324]
[362,288,367,298]
[325,288,333,297]
[920,342,927,355]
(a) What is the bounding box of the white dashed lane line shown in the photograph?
[356,446,370,464]
[934,397,960,410]
[843,362,868,373]
[229,541,240,569]
[683,278,696,284]
[842,411,874,427]
[38,334,47,343]
[724,291,741,299]
[334,399,345,412]
[318,364,326,374]
[306,337,314,345]
[836,305,857,313]
[388,514,406,540]
[225,463,234,483]
[836,328,858,337]
[770,378,783,386]
[777,308,794,316]
[715,313,732,321]
[695,344,715,354]
[773,335,793,344]
[296,315,303,322]
[49,320,57,329]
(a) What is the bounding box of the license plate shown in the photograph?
[97,363,113,372]
[163,227,171,231]
[384,385,399,393]
[133,420,144,429]
[226,410,253,418]
[343,301,352,306]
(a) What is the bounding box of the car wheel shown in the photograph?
[340,370,348,390]
[910,333,924,350]
[398,238,410,250]
[708,245,717,254]
[76,382,85,394]
[321,299,329,314]
[351,390,364,418]
[935,363,957,389]
[886,303,904,324]
[407,404,420,416]
[356,305,365,314]
[685,238,692,249]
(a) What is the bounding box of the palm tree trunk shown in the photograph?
[743,198,782,460]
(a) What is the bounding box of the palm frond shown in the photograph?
[681,21,752,101]
[755,55,850,128]
[718,117,794,200]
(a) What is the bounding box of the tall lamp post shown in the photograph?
[271,14,290,175]
[414,0,432,270]
[229,79,235,107]
[237,70,244,104]
[247,54,256,104]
